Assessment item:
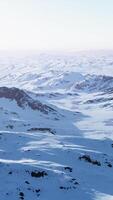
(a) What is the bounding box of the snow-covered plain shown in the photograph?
[0,50,113,200]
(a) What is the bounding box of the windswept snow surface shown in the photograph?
[0,50,113,200]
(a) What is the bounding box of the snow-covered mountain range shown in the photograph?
[0,50,113,200]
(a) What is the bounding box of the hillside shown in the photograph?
[0,51,113,200]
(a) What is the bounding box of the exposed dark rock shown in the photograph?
[105,161,112,168]
[107,163,112,168]
[19,192,24,200]
[70,178,79,185]
[64,166,73,172]
[6,125,14,129]
[79,155,101,166]
[59,186,72,190]
[25,181,30,184]
[31,171,48,178]
[35,189,40,193]
[74,181,79,185]
[27,127,56,135]
[27,188,31,191]
[8,171,12,175]
[73,75,113,93]
[0,87,55,114]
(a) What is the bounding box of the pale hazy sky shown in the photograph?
[0,0,113,51]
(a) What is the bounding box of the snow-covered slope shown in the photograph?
[0,51,113,200]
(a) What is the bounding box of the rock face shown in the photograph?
[0,87,55,114]
[72,75,113,93]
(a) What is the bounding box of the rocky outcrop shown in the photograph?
[0,87,55,114]
[72,75,113,93]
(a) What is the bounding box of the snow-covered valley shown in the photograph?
[0,51,113,200]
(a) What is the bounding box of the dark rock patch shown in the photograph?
[31,171,48,178]
[8,171,13,175]
[79,155,101,166]
[25,181,30,184]
[64,166,73,172]
[6,125,14,129]
[0,87,55,114]
[27,127,56,135]
[105,161,112,168]
[19,192,24,200]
